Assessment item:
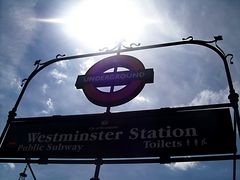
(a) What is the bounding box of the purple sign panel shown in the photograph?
[0,108,235,159]
[75,55,154,107]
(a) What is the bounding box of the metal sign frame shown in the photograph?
[0,36,239,180]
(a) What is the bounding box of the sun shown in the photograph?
[61,0,149,49]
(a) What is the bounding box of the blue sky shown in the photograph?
[0,0,240,179]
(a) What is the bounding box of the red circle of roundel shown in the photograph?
[83,55,146,107]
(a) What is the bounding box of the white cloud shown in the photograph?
[42,84,48,94]
[7,163,15,170]
[188,81,240,106]
[46,98,54,110]
[40,98,54,115]
[50,68,68,84]
[41,110,49,115]
[78,58,96,75]
[56,61,68,69]
[189,89,228,106]
[10,78,22,91]
[2,163,15,170]
[134,95,150,103]
[165,162,198,171]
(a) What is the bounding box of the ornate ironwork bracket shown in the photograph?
[99,40,141,52]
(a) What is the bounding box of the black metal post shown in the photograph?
[106,42,122,113]
[27,163,37,180]
[18,164,27,180]
[90,158,102,180]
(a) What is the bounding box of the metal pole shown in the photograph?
[27,163,37,180]
[18,164,27,180]
[90,158,102,180]
[232,107,238,180]
[106,42,122,113]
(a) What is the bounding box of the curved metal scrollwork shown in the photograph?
[56,54,66,59]
[99,41,141,52]
[182,36,193,41]
[226,54,234,64]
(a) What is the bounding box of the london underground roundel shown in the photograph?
[75,55,154,107]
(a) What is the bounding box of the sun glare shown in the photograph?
[61,0,148,49]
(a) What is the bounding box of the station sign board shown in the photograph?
[0,107,235,159]
[75,55,154,107]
